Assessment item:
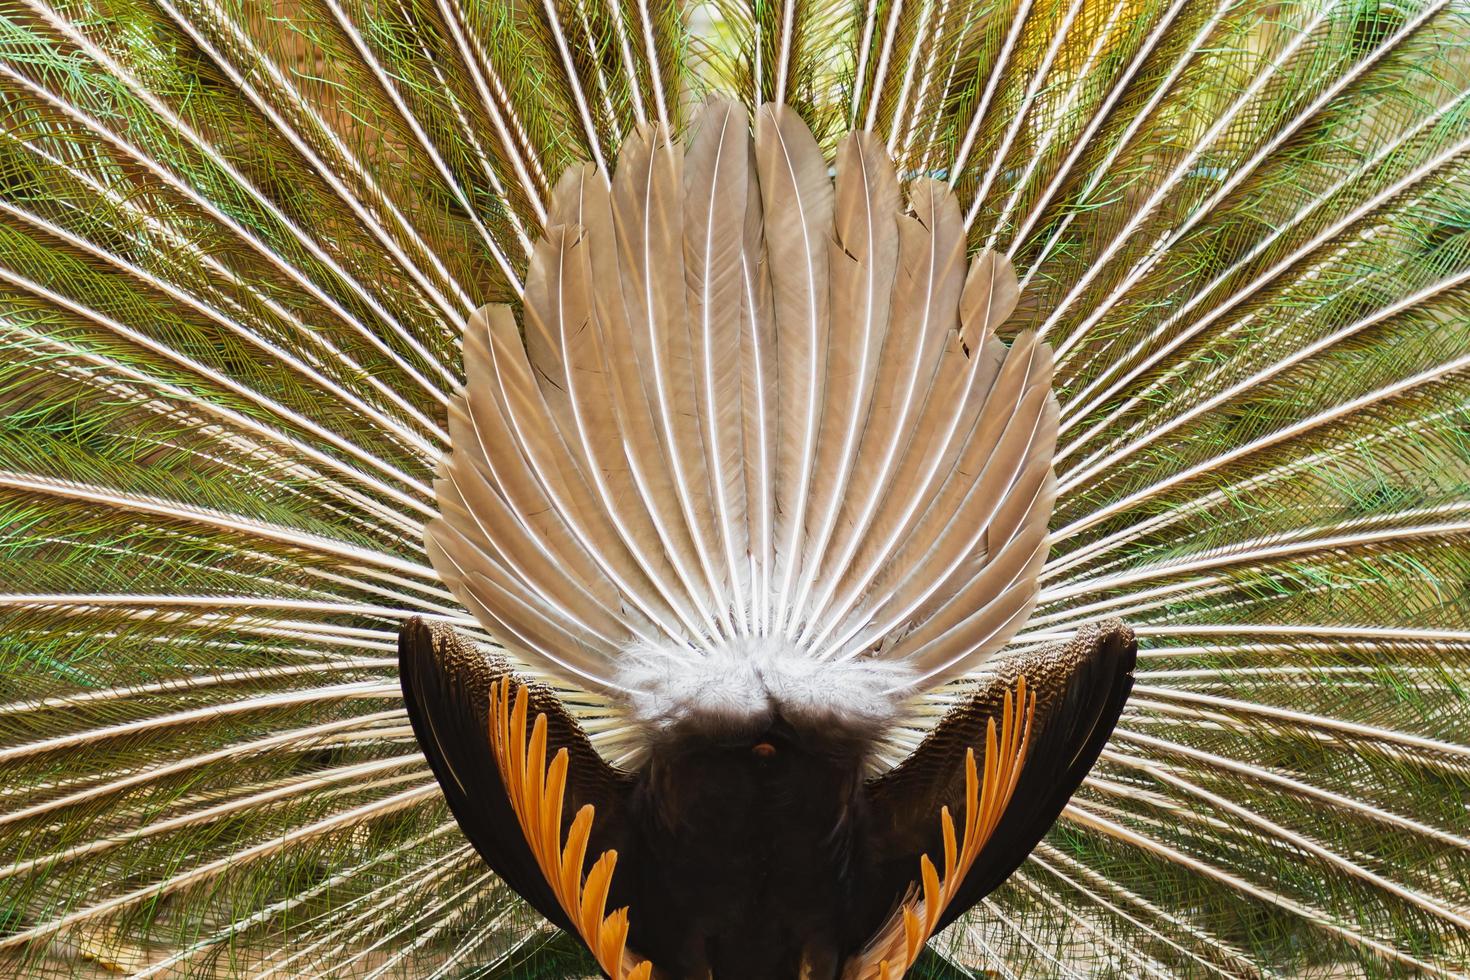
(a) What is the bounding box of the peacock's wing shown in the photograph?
[398,617,629,929]
[398,618,652,979]
[848,621,1136,976]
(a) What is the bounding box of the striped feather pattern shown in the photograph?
[0,0,1467,974]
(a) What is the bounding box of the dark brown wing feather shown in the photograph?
[863,619,1136,934]
[397,618,636,932]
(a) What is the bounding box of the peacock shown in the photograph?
[1,0,1468,976]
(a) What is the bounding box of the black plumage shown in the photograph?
[399,618,1136,977]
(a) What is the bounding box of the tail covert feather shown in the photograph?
[428,99,1059,736]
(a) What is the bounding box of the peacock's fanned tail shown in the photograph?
[426,98,1058,748]
[0,0,1468,976]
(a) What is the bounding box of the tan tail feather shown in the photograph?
[432,102,1059,719]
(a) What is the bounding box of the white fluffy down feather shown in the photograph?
[615,636,916,739]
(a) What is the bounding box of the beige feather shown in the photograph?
[480,308,668,658]
[522,231,575,423]
[738,129,778,634]
[808,180,970,654]
[612,124,729,640]
[546,165,701,645]
[426,318,633,688]
[683,98,753,628]
[424,532,559,662]
[900,533,1052,688]
[788,131,901,633]
[959,249,1021,356]
[867,335,1051,625]
[799,179,969,647]
[554,165,716,646]
[427,516,623,671]
[755,103,834,628]
[901,467,1057,683]
[441,315,624,623]
[434,455,636,649]
[457,563,622,689]
[823,255,1044,678]
[878,351,1059,662]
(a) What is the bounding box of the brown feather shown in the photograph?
[813,179,969,654]
[791,131,901,633]
[612,124,727,641]
[958,249,1021,356]
[802,185,967,646]
[426,103,1060,727]
[738,127,778,633]
[558,166,716,644]
[433,312,628,648]
[755,103,834,627]
[683,98,754,626]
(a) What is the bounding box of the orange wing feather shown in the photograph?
[851,677,1036,979]
[488,680,654,980]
